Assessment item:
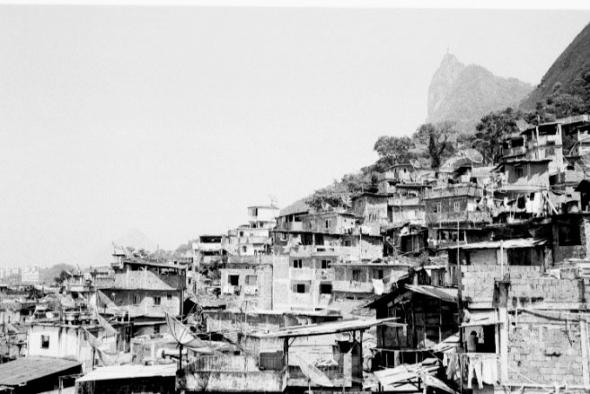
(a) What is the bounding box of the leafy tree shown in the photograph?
[412,122,456,169]
[527,67,590,123]
[54,270,71,285]
[471,108,524,164]
[372,136,417,171]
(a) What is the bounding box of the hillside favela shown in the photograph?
[4,10,590,394]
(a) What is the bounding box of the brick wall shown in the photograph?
[461,265,584,308]
[507,312,588,386]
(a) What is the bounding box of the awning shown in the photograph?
[404,284,458,303]
[461,310,499,327]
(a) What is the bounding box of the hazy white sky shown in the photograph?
[0,6,588,267]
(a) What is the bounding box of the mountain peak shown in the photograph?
[427,53,532,133]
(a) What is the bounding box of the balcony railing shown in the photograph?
[332,280,374,293]
[502,146,526,158]
[275,221,304,232]
[289,268,335,281]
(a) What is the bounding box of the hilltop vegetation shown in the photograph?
[521,22,590,111]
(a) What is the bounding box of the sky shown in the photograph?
[0,5,589,267]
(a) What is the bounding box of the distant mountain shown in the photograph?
[114,228,157,252]
[520,22,590,110]
[427,53,533,133]
[39,263,76,284]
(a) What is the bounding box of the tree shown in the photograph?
[471,108,524,164]
[54,270,71,285]
[372,136,417,171]
[527,66,590,123]
[413,122,456,169]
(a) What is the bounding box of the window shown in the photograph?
[292,259,303,269]
[229,275,240,286]
[154,296,161,305]
[239,231,244,237]
[515,166,524,178]
[245,275,257,285]
[453,201,461,212]
[154,325,160,334]
[166,293,172,301]
[295,283,306,293]
[433,202,442,213]
[41,335,50,349]
[133,295,140,304]
[242,246,247,253]
[319,283,333,294]
[558,221,582,246]
[320,260,331,269]
[325,219,331,229]
[373,269,384,279]
[352,270,361,282]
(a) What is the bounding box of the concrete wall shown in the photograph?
[28,325,116,371]
[220,264,273,310]
[76,377,175,394]
[108,289,180,316]
[504,162,550,188]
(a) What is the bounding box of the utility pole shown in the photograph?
[456,218,464,394]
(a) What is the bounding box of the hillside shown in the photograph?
[521,22,590,110]
[427,53,533,133]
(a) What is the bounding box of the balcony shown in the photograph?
[502,146,526,158]
[332,280,374,293]
[276,221,304,232]
[388,196,422,206]
[289,268,335,281]
[425,210,492,226]
[425,184,483,199]
[290,245,357,259]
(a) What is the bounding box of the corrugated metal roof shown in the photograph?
[404,285,458,303]
[76,364,176,383]
[279,197,311,217]
[447,238,547,250]
[0,357,81,387]
[461,310,499,327]
[250,317,402,338]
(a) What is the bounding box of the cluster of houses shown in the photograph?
[3,114,590,393]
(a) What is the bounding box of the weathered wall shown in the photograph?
[220,264,273,310]
[178,366,286,392]
[28,325,116,371]
[109,289,180,316]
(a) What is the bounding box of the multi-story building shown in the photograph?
[223,205,279,256]
[192,235,224,265]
